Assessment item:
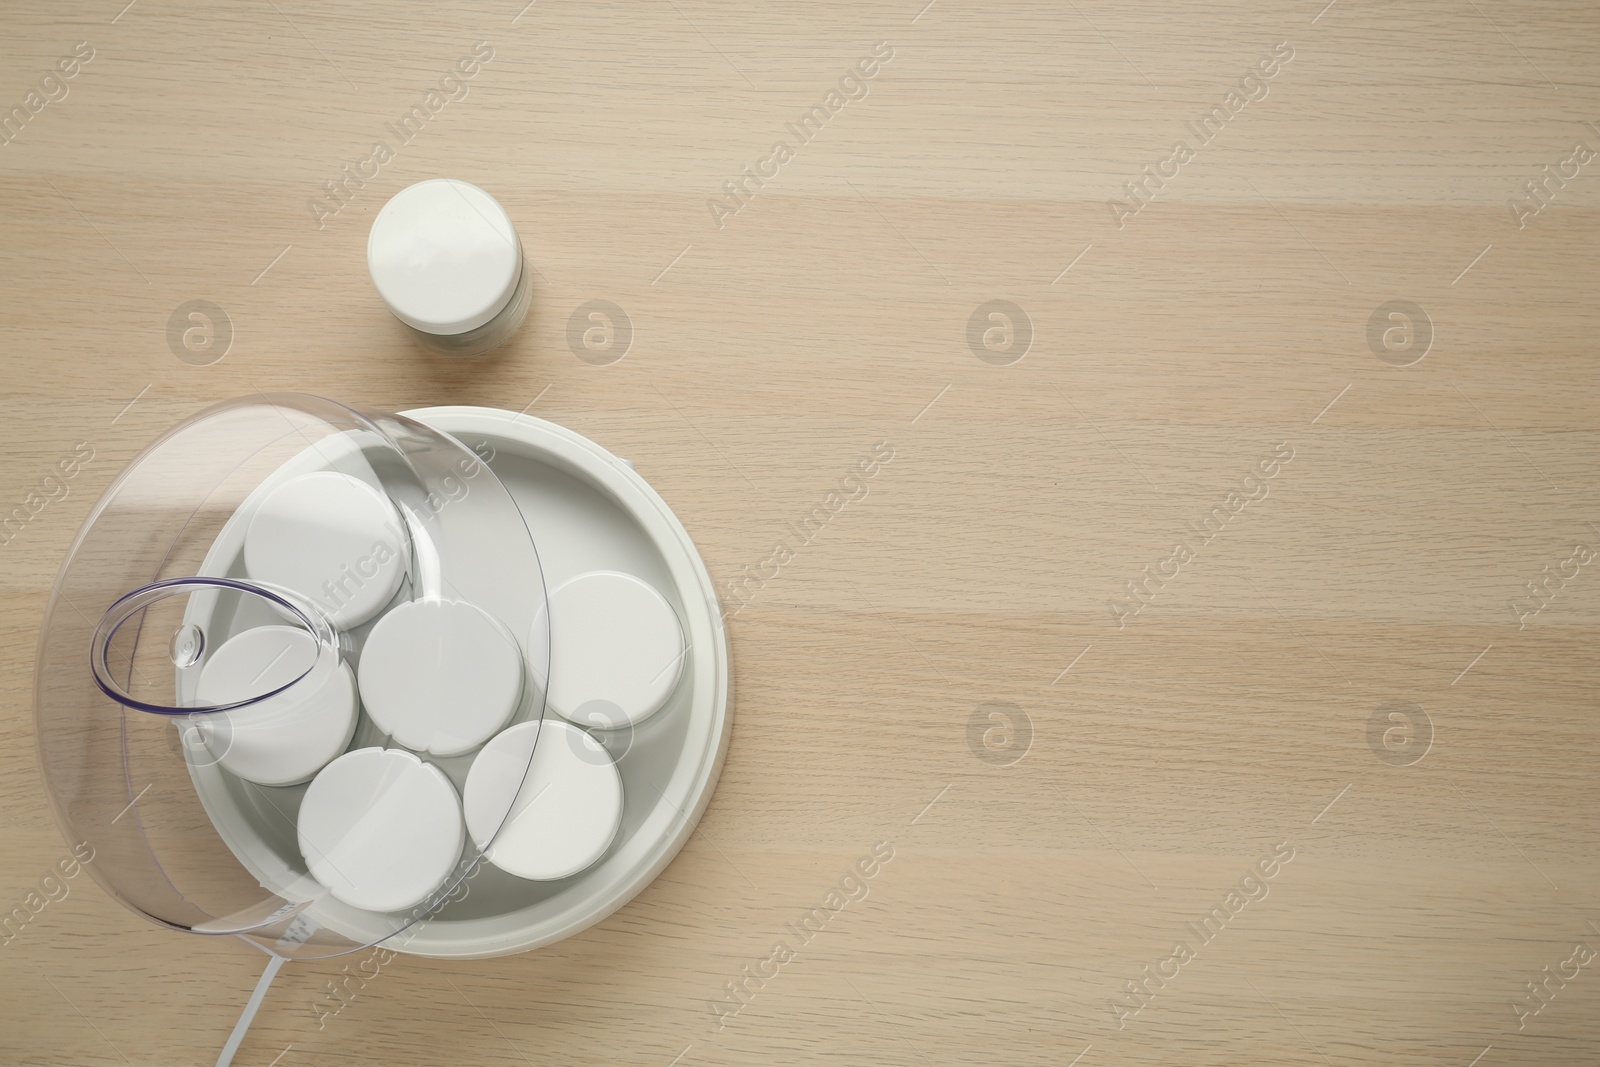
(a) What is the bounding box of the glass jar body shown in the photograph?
[403,258,531,358]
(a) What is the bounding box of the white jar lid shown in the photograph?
[357,598,524,756]
[367,178,522,335]
[297,747,464,913]
[464,720,623,881]
[243,471,406,629]
[539,571,685,729]
[193,625,358,787]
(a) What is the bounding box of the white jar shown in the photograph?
[367,178,531,357]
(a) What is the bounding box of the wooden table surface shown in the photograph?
[2,1,1597,1064]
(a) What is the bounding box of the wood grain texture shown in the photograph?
[1,0,1597,1064]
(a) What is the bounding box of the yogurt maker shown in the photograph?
[33,394,731,1059]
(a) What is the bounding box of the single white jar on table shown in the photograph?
[367,178,531,357]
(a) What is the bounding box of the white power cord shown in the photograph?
[216,954,285,1067]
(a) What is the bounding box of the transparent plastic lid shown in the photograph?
[34,395,550,958]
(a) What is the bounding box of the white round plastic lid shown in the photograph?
[243,471,405,629]
[192,625,358,787]
[464,720,623,881]
[542,571,684,729]
[358,598,523,756]
[367,178,522,335]
[298,747,465,913]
